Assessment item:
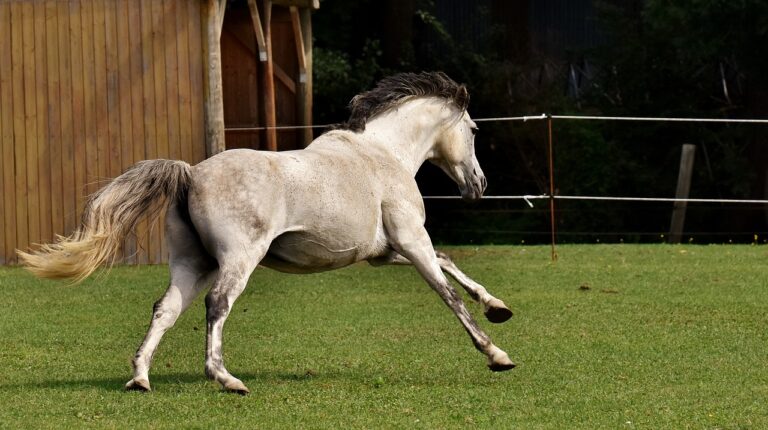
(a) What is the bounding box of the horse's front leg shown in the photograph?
[383,222,514,371]
[435,251,513,323]
[371,251,512,323]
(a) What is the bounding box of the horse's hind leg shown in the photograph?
[125,266,214,391]
[203,250,264,395]
[125,206,215,392]
[371,251,512,323]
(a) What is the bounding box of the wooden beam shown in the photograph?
[260,0,277,151]
[216,0,226,38]
[273,62,296,94]
[297,7,313,146]
[289,6,306,83]
[202,0,226,156]
[669,144,696,244]
[273,0,319,9]
[246,0,268,61]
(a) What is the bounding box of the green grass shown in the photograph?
[1,245,767,429]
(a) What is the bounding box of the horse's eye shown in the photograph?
[471,127,478,135]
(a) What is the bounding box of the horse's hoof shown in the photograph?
[484,299,513,323]
[224,380,250,395]
[487,347,516,372]
[125,378,151,392]
[488,360,516,372]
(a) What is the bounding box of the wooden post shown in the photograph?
[202,0,226,157]
[246,0,267,61]
[669,144,696,244]
[289,7,305,83]
[260,0,277,151]
[297,7,313,146]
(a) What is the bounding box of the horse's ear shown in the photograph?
[456,85,469,111]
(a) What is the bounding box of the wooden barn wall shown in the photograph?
[221,3,302,151]
[0,0,206,265]
[221,3,260,150]
[271,7,300,150]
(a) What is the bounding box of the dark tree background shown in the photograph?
[311,0,768,244]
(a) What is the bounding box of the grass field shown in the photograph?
[1,245,767,429]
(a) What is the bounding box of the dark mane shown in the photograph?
[338,71,469,132]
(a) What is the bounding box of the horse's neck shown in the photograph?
[361,99,450,176]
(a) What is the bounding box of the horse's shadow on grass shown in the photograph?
[8,370,360,393]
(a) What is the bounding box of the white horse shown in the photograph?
[19,72,515,394]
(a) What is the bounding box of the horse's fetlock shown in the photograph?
[472,337,491,352]
[205,367,216,380]
[205,361,221,380]
[132,354,150,372]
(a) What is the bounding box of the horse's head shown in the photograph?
[342,71,487,201]
[429,111,487,202]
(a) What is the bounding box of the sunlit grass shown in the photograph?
[1,245,766,428]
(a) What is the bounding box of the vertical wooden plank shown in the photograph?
[189,0,206,163]
[140,0,162,263]
[81,0,99,197]
[104,0,121,179]
[0,2,11,263]
[116,0,133,170]
[92,0,110,199]
[151,0,169,160]
[128,0,149,264]
[0,77,3,262]
[116,0,136,263]
[57,0,76,235]
[11,2,29,255]
[34,1,51,245]
[164,0,181,162]
[261,0,277,151]
[45,0,63,240]
[69,0,87,235]
[0,26,3,263]
[22,2,40,248]
[152,0,170,262]
[176,0,194,163]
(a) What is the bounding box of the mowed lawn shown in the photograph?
[1,245,766,429]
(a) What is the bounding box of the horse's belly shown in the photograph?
[263,232,380,273]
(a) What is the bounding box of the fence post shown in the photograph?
[546,115,558,261]
[669,144,696,244]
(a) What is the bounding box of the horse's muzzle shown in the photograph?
[461,173,487,202]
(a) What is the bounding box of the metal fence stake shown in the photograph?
[547,115,558,261]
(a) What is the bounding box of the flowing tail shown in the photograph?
[18,159,192,283]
